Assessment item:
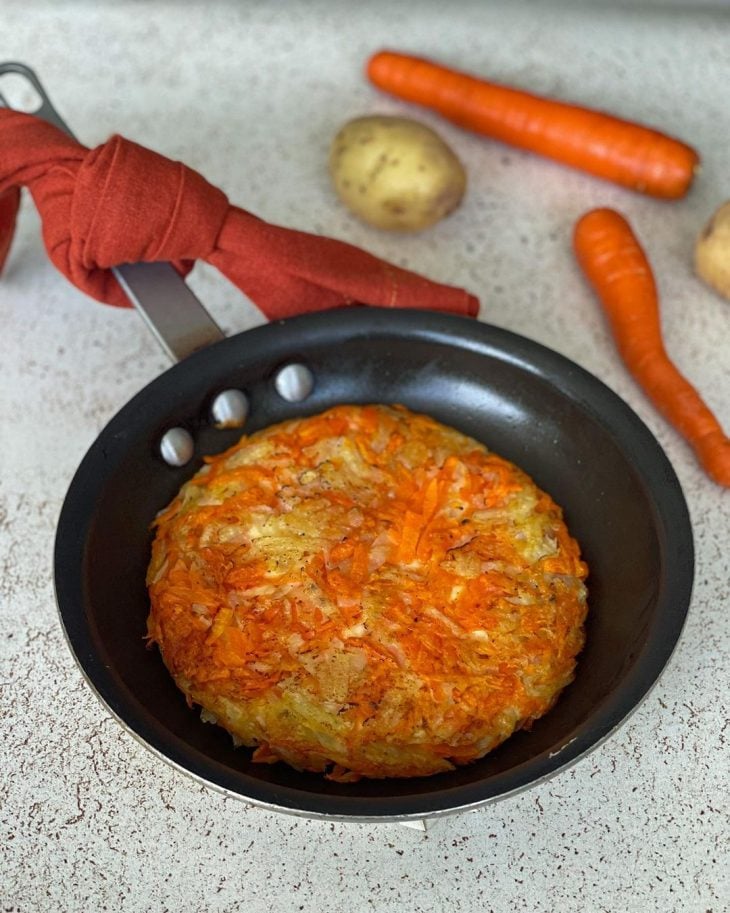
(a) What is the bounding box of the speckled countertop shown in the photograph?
[1,1,728,911]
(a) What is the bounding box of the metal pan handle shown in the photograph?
[0,62,225,363]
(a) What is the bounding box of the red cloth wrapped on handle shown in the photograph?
[0,110,478,320]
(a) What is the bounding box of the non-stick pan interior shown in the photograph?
[55,309,693,819]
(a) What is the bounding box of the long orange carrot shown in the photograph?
[574,208,730,487]
[367,51,699,199]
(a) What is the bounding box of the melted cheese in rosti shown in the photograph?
[147,404,588,780]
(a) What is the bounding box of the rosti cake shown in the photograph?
[147,404,588,780]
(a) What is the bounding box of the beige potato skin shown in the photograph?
[329,115,466,231]
[695,201,730,300]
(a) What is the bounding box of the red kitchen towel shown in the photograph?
[0,110,478,320]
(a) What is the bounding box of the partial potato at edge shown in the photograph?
[695,201,730,300]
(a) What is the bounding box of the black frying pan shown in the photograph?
[6,65,693,821]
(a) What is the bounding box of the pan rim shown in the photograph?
[53,308,694,819]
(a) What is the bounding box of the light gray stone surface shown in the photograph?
[1,2,728,911]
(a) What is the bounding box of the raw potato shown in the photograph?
[695,201,730,300]
[329,115,466,231]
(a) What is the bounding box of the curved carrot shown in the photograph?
[367,51,699,199]
[574,208,730,487]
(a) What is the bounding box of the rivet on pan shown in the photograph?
[274,363,314,402]
[211,389,249,429]
[159,427,194,467]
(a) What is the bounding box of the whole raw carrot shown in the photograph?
[367,51,699,199]
[574,208,730,487]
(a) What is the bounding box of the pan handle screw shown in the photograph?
[275,364,314,402]
[211,389,249,428]
[159,427,194,467]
